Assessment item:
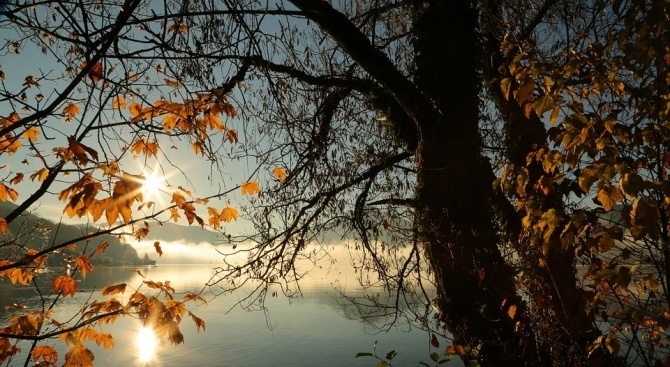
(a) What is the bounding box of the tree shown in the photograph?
[1,0,669,366]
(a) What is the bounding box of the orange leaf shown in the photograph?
[241,181,260,196]
[75,255,94,277]
[94,241,109,255]
[31,345,58,365]
[273,167,286,183]
[226,129,238,143]
[30,168,49,182]
[81,60,104,83]
[0,217,6,233]
[64,345,94,367]
[53,276,77,297]
[22,126,39,141]
[128,102,142,118]
[94,333,114,350]
[154,241,163,257]
[9,268,33,285]
[101,283,127,296]
[508,304,517,319]
[62,103,80,122]
[0,183,19,202]
[221,207,238,222]
[112,96,125,109]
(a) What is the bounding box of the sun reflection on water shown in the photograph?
[136,326,158,364]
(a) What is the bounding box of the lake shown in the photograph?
[0,264,453,367]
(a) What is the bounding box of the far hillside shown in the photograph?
[0,201,152,266]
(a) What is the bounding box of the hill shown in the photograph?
[0,201,151,266]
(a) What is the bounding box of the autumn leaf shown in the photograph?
[64,345,94,367]
[221,206,238,222]
[192,140,203,155]
[31,345,58,365]
[94,241,109,255]
[75,256,93,277]
[62,103,80,122]
[273,167,287,182]
[507,304,517,319]
[53,275,77,297]
[67,136,99,166]
[597,185,624,212]
[643,273,659,292]
[101,283,127,296]
[128,102,142,118]
[9,268,33,285]
[80,60,103,83]
[30,168,49,182]
[0,183,19,202]
[189,312,206,332]
[430,334,439,348]
[10,172,23,185]
[241,181,260,196]
[549,106,560,125]
[0,217,6,233]
[226,129,238,143]
[154,241,163,257]
[164,78,182,88]
[22,126,39,141]
[112,96,125,109]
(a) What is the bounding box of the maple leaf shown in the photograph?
[62,103,80,122]
[53,275,77,297]
[94,241,109,255]
[128,102,142,118]
[163,114,178,130]
[168,22,188,34]
[226,129,238,143]
[67,136,98,166]
[31,345,58,365]
[154,241,163,257]
[22,126,39,141]
[64,346,94,367]
[241,181,260,196]
[112,96,125,109]
[0,133,22,155]
[101,283,127,296]
[273,167,287,183]
[94,333,114,350]
[169,207,180,222]
[164,78,182,88]
[0,183,19,202]
[75,256,94,277]
[10,172,23,185]
[80,60,103,83]
[220,207,238,222]
[9,268,33,285]
[0,218,6,233]
[192,140,203,155]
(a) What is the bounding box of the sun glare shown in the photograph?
[136,326,158,363]
[142,172,164,201]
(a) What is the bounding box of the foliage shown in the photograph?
[1,0,670,366]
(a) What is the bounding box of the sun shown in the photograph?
[136,326,158,363]
[141,172,164,201]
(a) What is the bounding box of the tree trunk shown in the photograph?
[412,2,533,365]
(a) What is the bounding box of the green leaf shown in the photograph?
[430,352,440,362]
[355,353,374,358]
[376,362,389,367]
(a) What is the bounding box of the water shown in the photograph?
[0,264,448,367]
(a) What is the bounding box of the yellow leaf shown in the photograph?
[0,183,19,202]
[273,167,287,182]
[549,106,560,125]
[30,168,49,182]
[221,207,238,222]
[64,345,94,367]
[112,96,125,109]
[22,126,39,141]
[62,103,80,122]
[53,275,77,297]
[192,140,203,155]
[189,311,206,332]
[94,333,114,350]
[163,114,178,130]
[9,268,33,285]
[241,181,260,196]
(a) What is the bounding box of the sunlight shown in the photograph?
[136,326,158,363]
[141,171,164,201]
